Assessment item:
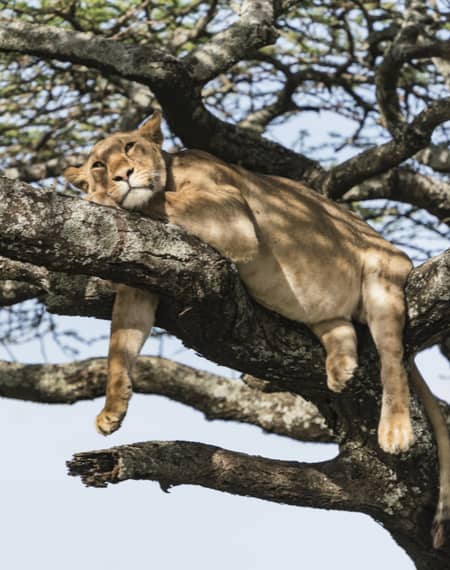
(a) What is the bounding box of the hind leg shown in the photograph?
[364,278,414,453]
[311,319,358,393]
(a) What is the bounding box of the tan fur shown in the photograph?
[65,112,449,545]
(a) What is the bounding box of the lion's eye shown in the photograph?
[124,142,135,154]
[92,161,105,169]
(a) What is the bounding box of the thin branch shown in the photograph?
[375,1,449,137]
[323,97,450,198]
[2,155,85,183]
[169,0,218,51]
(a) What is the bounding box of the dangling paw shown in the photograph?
[96,408,125,436]
[378,413,414,454]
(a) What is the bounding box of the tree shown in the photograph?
[0,1,449,568]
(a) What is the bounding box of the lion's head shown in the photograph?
[64,112,166,210]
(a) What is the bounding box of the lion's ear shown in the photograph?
[138,111,163,146]
[64,164,89,192]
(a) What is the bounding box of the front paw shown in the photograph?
[378,413,414,454]
[96,409,125,436]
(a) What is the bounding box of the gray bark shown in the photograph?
[0,356,332,443]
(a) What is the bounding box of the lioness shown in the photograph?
[65,112,449,548]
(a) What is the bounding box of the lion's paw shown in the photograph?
[96,409,124,436]
[378,414,414,454]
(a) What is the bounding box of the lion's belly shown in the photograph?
[237,248,362,325]
[236,182,371,324]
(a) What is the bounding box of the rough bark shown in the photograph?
[66,438,450,570]
[342,168,450,224]
[0,356,332,443]
[66,441,375,511]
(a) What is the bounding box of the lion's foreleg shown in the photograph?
[96,284,158,435]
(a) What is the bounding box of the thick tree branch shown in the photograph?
[66,439,450,569]
[342,167,450,224]
[404,249,450,351]
[66,441,360,513]
[0,180,447,351]
[0,356,333,443]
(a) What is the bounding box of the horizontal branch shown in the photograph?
[67,440,356,512]
[342,167,450,223]
[0,255,114,317]
[0,19,179,87]
[0,356,333,443]
[66,437,438,552]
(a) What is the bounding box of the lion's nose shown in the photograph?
[113,168,134,182]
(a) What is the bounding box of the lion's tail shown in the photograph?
[410,359,450,549]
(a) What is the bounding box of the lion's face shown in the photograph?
[64,112,166,210]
